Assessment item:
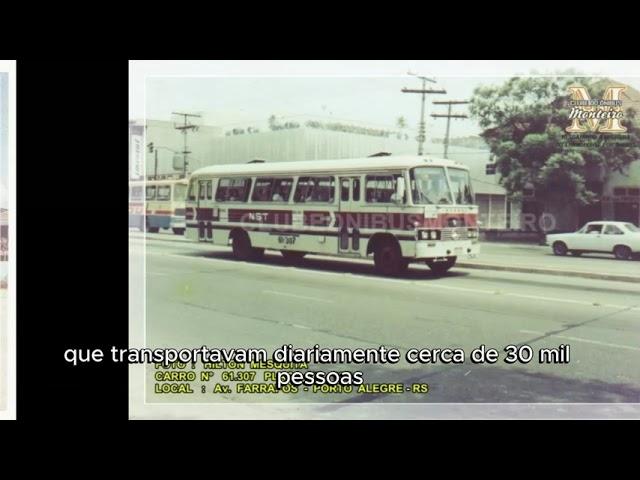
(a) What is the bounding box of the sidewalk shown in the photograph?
[460,242,640,283]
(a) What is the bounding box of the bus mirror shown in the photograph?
[395,177,406,204]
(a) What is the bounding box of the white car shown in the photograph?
[546,221,640,260]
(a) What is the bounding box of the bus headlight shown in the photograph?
[419,230,440,240]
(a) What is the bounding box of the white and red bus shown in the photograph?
[185,155,480,275]
[129,177,189,235]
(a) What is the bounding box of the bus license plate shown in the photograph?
[278,235,296,245]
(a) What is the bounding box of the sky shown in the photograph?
[144,76,494,139]
[133,61,640,141]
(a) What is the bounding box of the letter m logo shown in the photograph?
[566,85,627,133]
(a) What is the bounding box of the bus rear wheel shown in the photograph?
[231,231,264,261]
[172,228,185,235]
[147,226,159,233]
[281,251,306,263]
[426,257,456,276]
[373,241,405,276]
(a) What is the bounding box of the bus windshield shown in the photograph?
[448,168,474,205]
[411,167,452,205]
[174,184,187,201]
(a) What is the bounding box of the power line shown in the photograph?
[430,100,470,159]
[402,73,446,155]
[172,112,201,177]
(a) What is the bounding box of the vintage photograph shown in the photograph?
[129,61,640,419]
[0,60,15,420]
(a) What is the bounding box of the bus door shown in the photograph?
[197,179,213,242]
[338,176,361,254]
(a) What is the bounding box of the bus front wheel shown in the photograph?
[373,241,405,276]
[426,257,456,276]
[172,228,185,235]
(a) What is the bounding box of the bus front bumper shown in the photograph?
[415,240,480,260]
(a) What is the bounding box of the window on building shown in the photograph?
[627,188,639,197]
[614,187,627,196]
[146,186,156,201]
[294,176,335,203]
[215,177,252,202]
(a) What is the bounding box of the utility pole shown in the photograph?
[172,112,201,177]
[402,73,446,155]
[431,100,469,158]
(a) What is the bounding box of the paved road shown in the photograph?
[132,232,640,407]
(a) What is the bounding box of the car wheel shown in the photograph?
[552,241,568,256]
[613,245,632,260]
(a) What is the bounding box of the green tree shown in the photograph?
[470,76,640,234]
[396,116,407,129]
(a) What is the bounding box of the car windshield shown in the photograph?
[447,168,474,205]
[411,167,452,205]
[624,223,639,232]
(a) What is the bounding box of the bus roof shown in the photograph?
[129,178,189,186]
[190,155,468,178]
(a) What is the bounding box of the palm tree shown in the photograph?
[268,115,277,131]
[396,116,407,130]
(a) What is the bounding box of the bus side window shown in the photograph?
[365,175,397,203]
[206,181,213,200]
[173,184,187,201]
[131,186,143,202]
[146,186,156,201]
[187,181,197,201]
[341,179,349,201]
[294,176,334,203]
[353,179,360,201]
[157,185,171,201]
[216,177,252,202]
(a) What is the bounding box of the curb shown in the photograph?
[456,262,640,284]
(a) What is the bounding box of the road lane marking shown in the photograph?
[150,252,640,311]
[519,330,640,352]
[262,290,334,304]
